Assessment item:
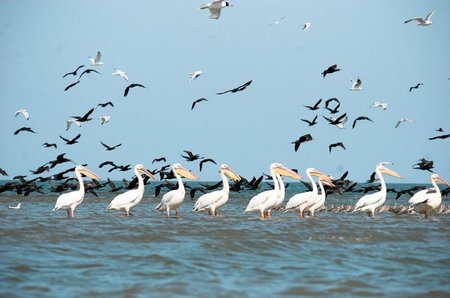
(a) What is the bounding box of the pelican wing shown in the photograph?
[354,192,383,211]
[108,189,140,209]
[54,191,82,210]
[408,189,431,205]
[285,192,312,211]
[193,190,224,211]
[245,190,273,212]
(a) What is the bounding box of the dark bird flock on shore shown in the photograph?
[4,4,448,221]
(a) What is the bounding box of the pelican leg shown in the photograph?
[424,213,428,219]
[66,210,70,217]
[70,210,75,218]
[166,208,170,218]
[175,210,180,218]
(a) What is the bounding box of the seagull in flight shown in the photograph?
[302,22,311,31]
[112,69,128,81]
[200,0,233,19]
[404,11,434,26]
[66,119,81,131]
[99,115,111,125]
[350,78,362,91]
[15,109,29,120]
[370,101,388,110]
[89,51,104,66]
[395,118,414,128]
[189,70,203,81]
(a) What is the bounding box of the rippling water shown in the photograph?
[1,183,449,297]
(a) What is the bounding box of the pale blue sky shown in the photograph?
[1,1,449,183]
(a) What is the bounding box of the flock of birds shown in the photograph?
[2,3,449,220]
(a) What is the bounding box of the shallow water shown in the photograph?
[1,183,449,297]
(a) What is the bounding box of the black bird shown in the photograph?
[181,150,203,162]
[96,101,114,108]
[108,164,131,172]
[409,83,423,92]
[107,178,123,192]
[428,134,450,140]
[152,157,166,164]
[329,142,346,153]
[64,80,80,91]
[323,113,347,127]
[70,107,94,122]
[199,158,217,171]
[303,98,322,110]
[78,68,101,79]
[63,65,85,78]
[49,153,74,168]
[124,83,146,97]
[99,161,117,168]
[14,127,37,135]
[60,133,81,145]
[324,97,340,114]
[412,158,434,172]
[435,128,444,132]
[43,142,57,149]
[366,172,378,183]
[30,165,50,175]
[216,80,252,95]
[191,98,208,110]
[301,115,318,126]
[0,168,8,176]
[321,64,341,77]
[100,141,122,151]
[352,116,373,129]
[291,134,313,152]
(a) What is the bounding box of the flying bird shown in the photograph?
[350,78,362,91]
[0,168,8,176]
[302,22,311,31]
[412,158,434,172]
[96,101,114,108]
[98,115,111,125]
[14,127,37,135]
[15,109,29,120]
[323,113,347,129]
[112,68,128,80]
[216,80,252,95]
[428,134,450,140]
[64,80,80,91]
[303,98,322,110]
[370,101,388,110]
[329,142,346,153]
[301,115,318,126]
[352,116,373,129]
[71,108,94,122]
[181,150,203,162]
[322,64,341,77]
[200,0,232,19]
[395,118,414,128]
[191,98,208,110]
[152,157,166,164]
[89,51,104,66]
[66,119,81,130]
[404,11,434,26]
[189,70,203,81]
[199,158,217,172]
[291,134,313,152]
[124,83,146,97]
[60,133,81,145]
[409,83,423,92]
[324,98,340,114]
[100,141,122,151]
[268,16,286,26]
[63,65,85,78]
[78,68,100,79]
[43,143,57,149]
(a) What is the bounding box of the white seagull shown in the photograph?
[395,118,414,128]
[98,115,111,125]
[302,22,311,31]
[404,11,434,26]
[200,0,232,19]
[189,70,203,81]
[89,51,104,66]
[66,119,81,131]
[350,78,362,91]
[112,68,128,81]
[8,203,21,209]
[408,174,449,218]
[15,109,29,120]
[370,102,388,110]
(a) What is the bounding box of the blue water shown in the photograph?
[1,182,449,297]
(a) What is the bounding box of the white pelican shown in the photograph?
[404,11,434,26]
[155,164,199,217]
[350,78,362,91]
[244,163,301,219]
[189,70,203,81]
[307,176,335,216]
[408,174,449,218]
[193,164,241,216]
[53,165,100,217]
[8,203,21,209]
[89,51,104,66]
[285,168,333,217]
[108,164,156,216]
[353,163,402,217]
[200,0,232,19]
[15,109,29,120]
[112,68,128,80]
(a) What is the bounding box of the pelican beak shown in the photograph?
[436,176,450,186]
[140,168,157,180]
[311,170,335,186]
[223,167,241,181]
[274,165,302,179]
[80,168,100,181]
[381,167,402,178]
[176,166,199,180]
[321,179,335,187]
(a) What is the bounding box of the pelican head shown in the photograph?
[135,164,156,180]
[378,164,402,178]
[173,163,199,180]
[220,164,241,181]
[307,168,335,187]
[76,165,100,180]
[271,163,302,179]
[431,174,450,186]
